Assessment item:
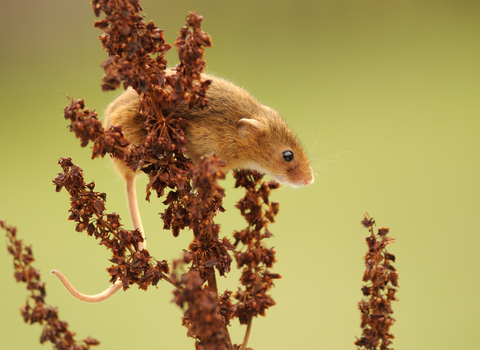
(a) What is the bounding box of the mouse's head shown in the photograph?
[236,108,314,187]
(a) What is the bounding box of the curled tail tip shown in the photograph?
[50,268,120,303]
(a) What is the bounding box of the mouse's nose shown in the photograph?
[303,176,314,186]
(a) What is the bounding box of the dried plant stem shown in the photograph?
[226,322,234,350]
[95,216,135,254]
[206,268,218,294]
[240,318,253,350]
[163,274,183,291]
[206,269,233,350]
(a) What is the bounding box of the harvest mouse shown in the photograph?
[105,69,314,188]
[51,69,314,302]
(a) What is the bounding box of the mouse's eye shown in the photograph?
[282,150,294,162]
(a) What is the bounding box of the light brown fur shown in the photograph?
[104,70,314,187]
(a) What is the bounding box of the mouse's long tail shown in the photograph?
[51,174,145,303]
[51,269,122,303]
[125,174,146,251]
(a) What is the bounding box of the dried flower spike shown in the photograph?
[355,213,398,350]
[51,157,170,303]
[2,220,100,349]
[171,262,231,350]
[231,170,281,349]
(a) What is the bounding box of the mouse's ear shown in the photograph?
[237,118,266,138]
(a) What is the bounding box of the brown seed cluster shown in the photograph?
[1,220,100,350]
[180,155,234,282]
[92,0,171,94]
[232,171,282,325]
[172,258,231,350]
[169,169,281,349]
[355,214,398,350]
[63,97,132,161]
[53,157,170,291]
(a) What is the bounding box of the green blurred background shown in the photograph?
[1,0,479,349]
